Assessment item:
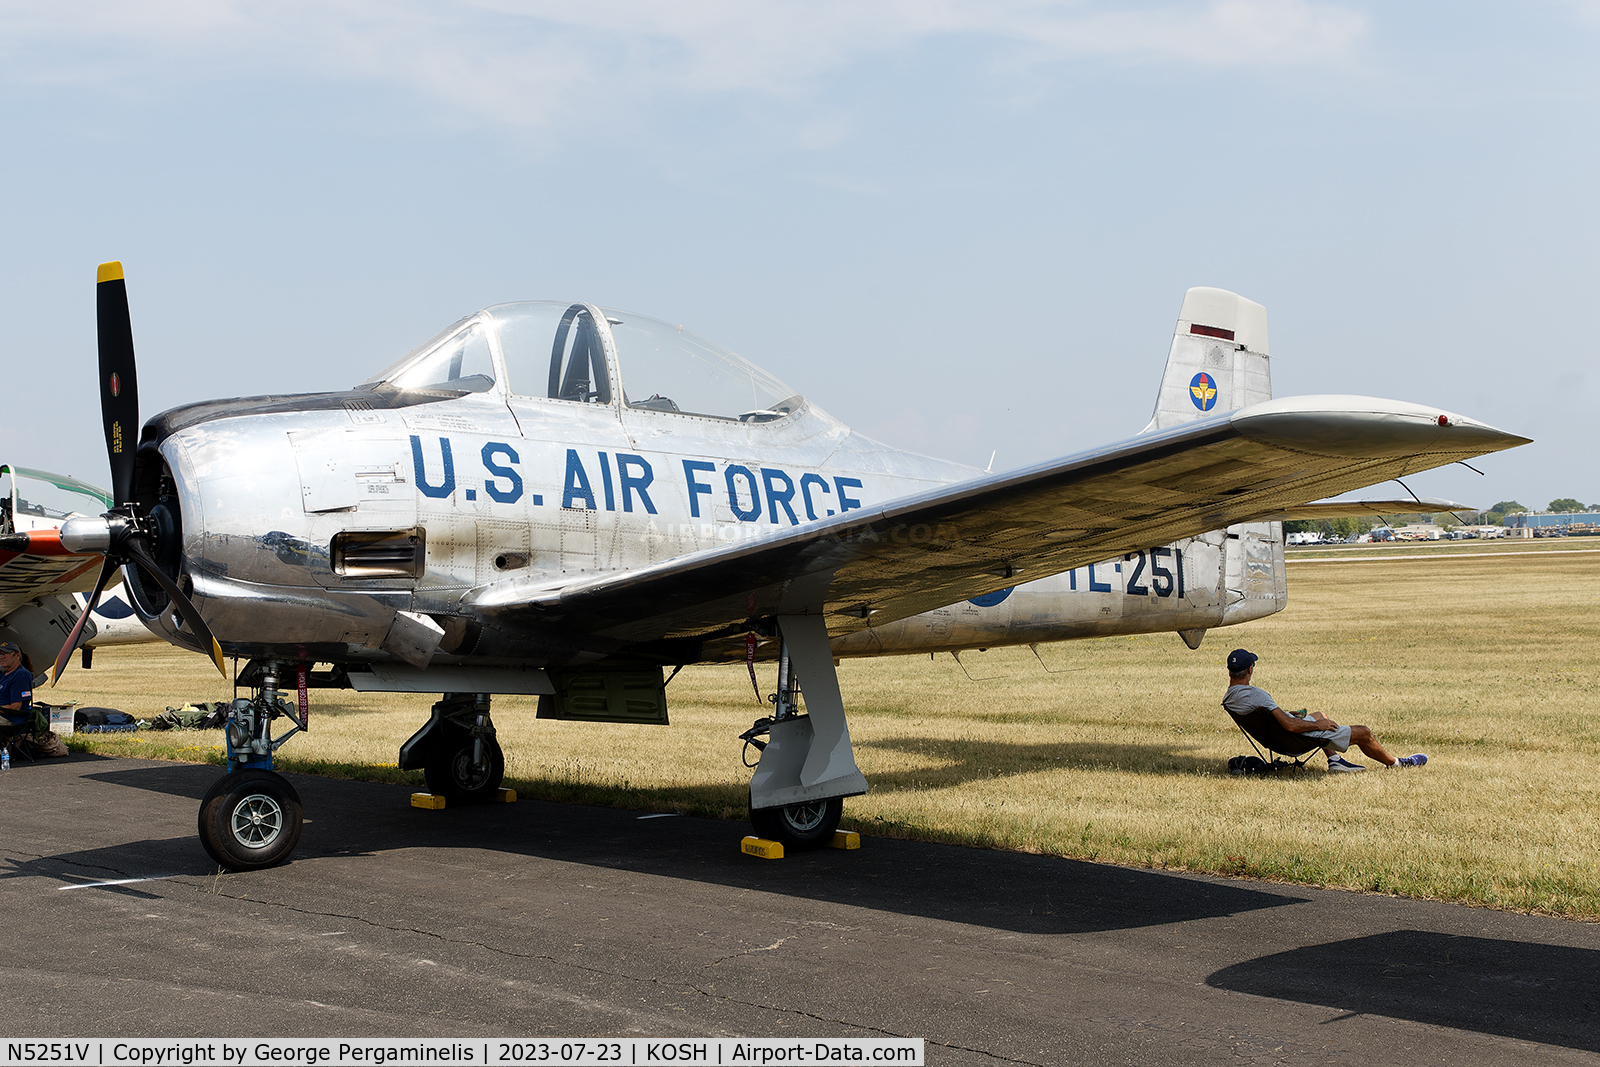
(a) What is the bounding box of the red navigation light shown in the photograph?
[1438,415,1449,427]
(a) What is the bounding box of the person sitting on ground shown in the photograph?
[1222,648,1427,774]
[0,641,34,727]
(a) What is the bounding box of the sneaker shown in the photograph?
[1391,754,1428,769]
[1326,755,1366,773]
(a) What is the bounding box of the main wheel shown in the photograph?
[423,724,505,803]
[748,796,843,851]
[198,769,304,871]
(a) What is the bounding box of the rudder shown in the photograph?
[1141,287,1271,434]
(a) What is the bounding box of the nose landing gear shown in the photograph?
[198,768,303,870]
[198,660,308,871]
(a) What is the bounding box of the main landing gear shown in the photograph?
[400,693,504,803]
[748,795,844,850]
[199,661,307,871]
[741,614,866,852]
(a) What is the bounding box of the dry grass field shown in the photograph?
[52,542,1600,918]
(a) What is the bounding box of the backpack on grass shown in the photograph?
[1227,755,1274,777]
[73,708,138,733]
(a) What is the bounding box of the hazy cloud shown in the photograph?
[0,1,1369,127]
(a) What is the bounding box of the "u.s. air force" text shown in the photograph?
[409,436,864,526]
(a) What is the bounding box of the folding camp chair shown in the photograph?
[1,713,40,762]
[1223,707,1326,771]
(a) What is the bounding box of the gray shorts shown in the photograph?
[1305,725,1352,753]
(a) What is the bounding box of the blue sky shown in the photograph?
[2,1,1595,512]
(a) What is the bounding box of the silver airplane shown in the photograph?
[54,265,1528,870]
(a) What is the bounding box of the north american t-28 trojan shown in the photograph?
[41,263,1526,869]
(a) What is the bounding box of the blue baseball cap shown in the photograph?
[1226,648,1258,673]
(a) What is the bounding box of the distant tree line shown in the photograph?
[1283,497,1598,538]
[1481,499,1599,523]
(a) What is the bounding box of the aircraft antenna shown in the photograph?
[949,649,1004,682]
[1028,643,1087,676]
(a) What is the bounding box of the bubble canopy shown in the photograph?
[366,302,803,423]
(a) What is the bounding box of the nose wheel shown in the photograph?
[198,768,304,871]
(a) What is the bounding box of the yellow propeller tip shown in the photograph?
[210,640,226,677]
[97,261,124,283]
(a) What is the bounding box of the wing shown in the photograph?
[0,530,106,618]
[470,395,1529,648]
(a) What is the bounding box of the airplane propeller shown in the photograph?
[51,262,226,685]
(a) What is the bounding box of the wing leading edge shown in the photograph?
[469,395,1528,649]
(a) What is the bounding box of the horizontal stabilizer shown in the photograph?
[1262,497,1473,522]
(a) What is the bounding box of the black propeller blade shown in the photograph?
[51,262,226,685]
[97,261,140,507]
[121,536,226,676]
[50,557,118,686]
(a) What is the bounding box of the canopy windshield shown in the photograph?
[598,306,802,422]
[361,317,496,395]
[485,301,802,421]
[369,302,804,422]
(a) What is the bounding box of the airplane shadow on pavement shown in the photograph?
[68,761,1303,937]
[1208,930,1600,1054]
[858,734,1259,786]
[39,762,1600,1049]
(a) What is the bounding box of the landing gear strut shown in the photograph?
[742,614,866,851]
[199,660,307,871]
[400,693,504,803]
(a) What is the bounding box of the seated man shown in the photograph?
[0,641,34,728]
[1223,648,1427,773]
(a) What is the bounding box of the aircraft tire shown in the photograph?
[198,769,304,871]
[423,725,505,803]
[748,796,843,851]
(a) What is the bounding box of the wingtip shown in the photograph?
[1232,397,1532,459]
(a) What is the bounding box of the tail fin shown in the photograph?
[1140,287,1271,434]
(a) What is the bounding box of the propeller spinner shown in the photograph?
[51,262,226,685]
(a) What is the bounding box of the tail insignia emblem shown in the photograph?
[1189,372,1218,411]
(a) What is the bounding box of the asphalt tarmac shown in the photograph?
[3,754,1597,1065]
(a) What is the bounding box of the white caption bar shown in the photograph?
[1,1040,924,1067]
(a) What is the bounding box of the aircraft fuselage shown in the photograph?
[130,384,1277,668]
